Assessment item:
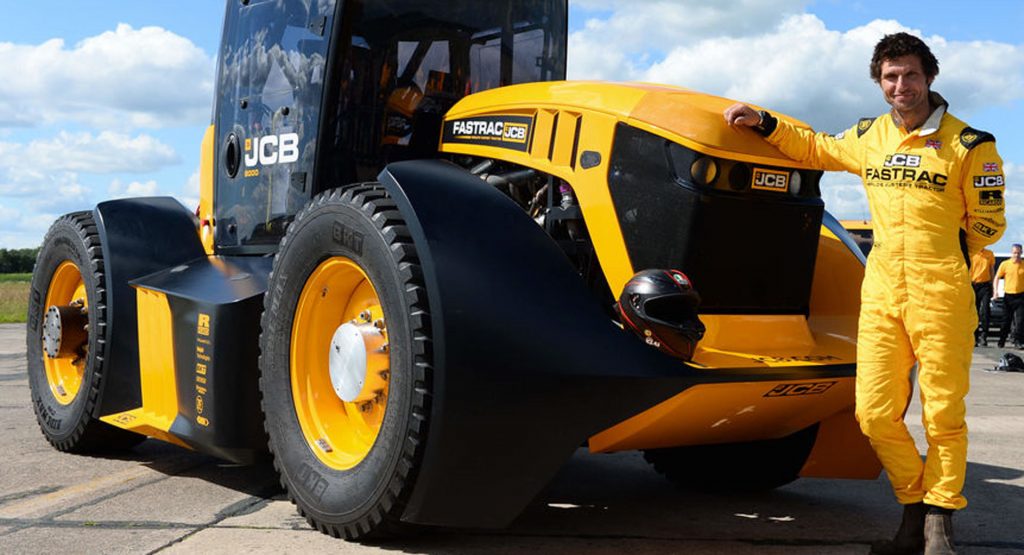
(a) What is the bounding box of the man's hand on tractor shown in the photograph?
[723,103,762,127]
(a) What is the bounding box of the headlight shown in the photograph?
[789,171,802,195]
[690,157,718,186]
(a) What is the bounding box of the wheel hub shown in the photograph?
[42,304,88,359]
[329,318,387,403]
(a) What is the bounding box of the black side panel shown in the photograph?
[133,256,273,464]
[93,198,205,415]
[382,160,784,528]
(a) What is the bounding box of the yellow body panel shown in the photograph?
[440,81,821,297]
[441,81,874,478]
[800,408,881,479]
[840,219,872,232]
[590,378,855,452]
[198,124,215,255]
[589,227,869,466]
[101,287,188,448]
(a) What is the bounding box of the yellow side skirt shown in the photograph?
[100,287,190,449]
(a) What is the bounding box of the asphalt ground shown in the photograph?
[1,322,1022,554]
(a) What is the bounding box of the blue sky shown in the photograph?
[1,1,1022,251]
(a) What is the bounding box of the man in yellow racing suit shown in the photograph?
[725,33,1005,555]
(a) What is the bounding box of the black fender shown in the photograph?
[380,160,704,527]
[93,198,206,415]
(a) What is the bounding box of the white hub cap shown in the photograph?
[329,323,368,402]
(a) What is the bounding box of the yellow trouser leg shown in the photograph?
[906,258,975,510]
[855,275,923,505]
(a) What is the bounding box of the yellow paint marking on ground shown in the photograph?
[0,465,158,518]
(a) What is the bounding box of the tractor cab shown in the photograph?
[210,0,566,253]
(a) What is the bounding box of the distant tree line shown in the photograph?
[0,248,40,273]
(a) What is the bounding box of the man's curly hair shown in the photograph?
[870,32,939,82]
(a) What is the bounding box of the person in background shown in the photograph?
[724,32,1006,555]
[994,243,1024,349]
[971,248,996,347]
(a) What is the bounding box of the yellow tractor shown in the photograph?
[27,0,879,540]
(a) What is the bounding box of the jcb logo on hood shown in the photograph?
[883,154,921,167]
[245,133,300,168]
[751,168,788,192]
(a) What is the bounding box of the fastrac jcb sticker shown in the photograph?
[751,168,789,192]
[764,381,836,397]
[442,115,534,152]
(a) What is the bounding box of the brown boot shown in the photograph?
[870,502,927,554]
[924,509,956,555]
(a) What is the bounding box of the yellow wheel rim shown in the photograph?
[43,261,88,405]
[291,257,390,470]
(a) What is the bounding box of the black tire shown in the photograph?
[643,424,819,492]
[26,211,144,452]
[259,184,432,540]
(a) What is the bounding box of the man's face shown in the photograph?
[879,55,933,114]
[1014,246,1022,260]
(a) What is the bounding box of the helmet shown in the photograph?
[995,352,1024,373]
[617,269,705,360]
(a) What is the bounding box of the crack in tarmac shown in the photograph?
[0,486,62,507]
[146,494,273,554]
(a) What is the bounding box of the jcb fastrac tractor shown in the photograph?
[27,0,881,540]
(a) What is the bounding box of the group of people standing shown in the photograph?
[971,245,1024,348]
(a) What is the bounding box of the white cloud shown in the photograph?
[0,24,214,130]
[0,131,178,189]
[184,169,201,197]
[820,172,870,220]
[0,210,62,250]
[109,179,159,198]
[569,13,1024,132]
[177,168,201,213]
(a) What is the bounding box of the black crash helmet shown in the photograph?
[995,352,1024,373]
[617,269,705,360]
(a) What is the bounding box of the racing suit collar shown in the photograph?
[916,92,948,137]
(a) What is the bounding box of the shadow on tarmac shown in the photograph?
[88,439,283,499]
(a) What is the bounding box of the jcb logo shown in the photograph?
[883,154,921,167]
[973,175,1005,188]
[764,381,836,397]
[245,133,300,168]
[751,168,788,192]
[503,123,528,142]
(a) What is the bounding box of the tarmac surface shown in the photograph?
[1,322,1022,554]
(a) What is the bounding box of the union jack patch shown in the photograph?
[983,162,1000,172]
[925,139,942,149]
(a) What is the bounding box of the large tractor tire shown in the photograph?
[643,424,819,492]
[259,184,432,540]
[26,211,144,452]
